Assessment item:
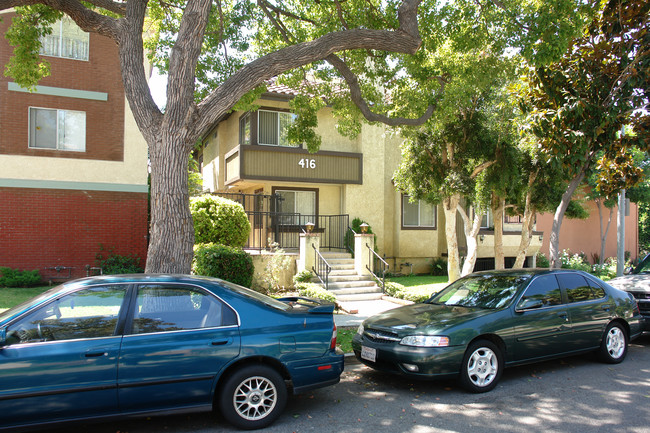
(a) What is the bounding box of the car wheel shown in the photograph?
[218,365,287,430]
[599,322,628,364]
[459,340,503,393]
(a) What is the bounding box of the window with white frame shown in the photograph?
[40,17,89,61]
[402,195,436,228]
[275,189,316,225]
[258,110,297,147]
[29,107,86,152]
[481,209,493,228]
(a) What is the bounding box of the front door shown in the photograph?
[513,275,572,361]
[0,285,126,426]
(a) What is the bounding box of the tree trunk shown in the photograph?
[492,195,505,270]
[458,205,483,276]
[596,200,614,266]
[146,137,195,273]
[443,195,462,282]
[514,170,538,269]
[549,172,586,268]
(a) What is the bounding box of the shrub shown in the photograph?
[431,257,448,276]
[293,269,314,284]
[383,281,406,298]
[559,250,591,272]
[344,217,376,255]
[295,282,337,303]
[592,257,618,280]
[96,247,144,274]
[193,243,254,287]
[536,251,550,268]
[0,267,41,287]
[255,241,292,295]
[190,195,251,247]
[382,281,431,303]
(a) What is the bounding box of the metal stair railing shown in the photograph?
[312,245,332,290]
[367,245,389,293]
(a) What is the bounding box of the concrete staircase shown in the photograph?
[315,251,383,302]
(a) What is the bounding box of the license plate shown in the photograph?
[361,346,376,363]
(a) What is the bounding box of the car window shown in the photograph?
[131,285,237,334]
[429,273,531,309]
[586,279,606,298]
[557,274,599,303]
[517,275,563,308]
[5,285,126,345]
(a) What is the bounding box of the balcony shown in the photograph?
[225,145,362,186]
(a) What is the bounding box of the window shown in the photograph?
[481,209,492,229]
[275,188,317,225]
[258,110,297,147]
[29,107,86,151]
[131,285,237,334]
[402,195,436,228]
[6,286,126,345]
[517,275,563,308]
[40,17,89,61]
[558,274,605,303]
[239,113,251,145]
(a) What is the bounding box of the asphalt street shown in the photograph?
[48,335,650,433]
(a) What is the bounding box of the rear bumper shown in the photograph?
[287,350,345,394]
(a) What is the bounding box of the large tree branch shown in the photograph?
[196,0,425,134]
[326,54,438,126]
[0,0,122,38]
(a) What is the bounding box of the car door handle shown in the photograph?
[211,338,232,346]
[85,351,108,358]
[558,312,569,321]
[601,304,611,311]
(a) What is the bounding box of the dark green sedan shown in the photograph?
[352,269,643,393]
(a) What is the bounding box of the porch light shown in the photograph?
[479,234,485,242]
[539,234,543,241]
[360,223,369,234]
[306,222,315,233]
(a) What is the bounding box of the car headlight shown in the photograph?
[357,324,364,335]
[400,335,450,347]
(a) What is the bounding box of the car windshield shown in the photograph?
[427,273,533,309]
[633,254,650,274]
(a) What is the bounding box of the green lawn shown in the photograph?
[0,286,52,313]
[389,274,448,287]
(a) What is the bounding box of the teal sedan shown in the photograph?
[0,274,343,430]
[352,270,643,393]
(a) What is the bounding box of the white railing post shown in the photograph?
[354,233,374,276]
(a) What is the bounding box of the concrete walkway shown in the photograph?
[334,298,407,327]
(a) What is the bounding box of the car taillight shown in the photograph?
[330,323,337,350]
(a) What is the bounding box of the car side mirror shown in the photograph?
[0,328,6,347]
[516,299,544,311]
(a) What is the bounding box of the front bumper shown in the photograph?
[351,334,464,379]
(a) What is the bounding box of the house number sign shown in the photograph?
[298,158,316,169]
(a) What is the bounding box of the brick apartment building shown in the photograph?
[0,13,149,281]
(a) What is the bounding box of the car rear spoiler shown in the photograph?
[277,296,336,314]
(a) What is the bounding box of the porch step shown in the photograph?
[313,251,384,301]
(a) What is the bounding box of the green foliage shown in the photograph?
[95,247,144,274]
[430,257,448,276]
[383,281,431,303]
[0,267,41,288]
[383,281,406,298]
[640,200,650,253]
[591,258,618,281]
[192,243,254,288]
[344,217,376,254]
[3,6,61,89]
[295,282,336,303]
[559,250,591,272]
[293,270,314,284]
[536,251,550,268]
[190,195,251,247]
[188,154,204,197]
[255,242,292,295]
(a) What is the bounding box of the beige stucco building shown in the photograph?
[198,85,542,274]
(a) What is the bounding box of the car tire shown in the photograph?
[598,322,628,364]
[218,365,287,430]
[459,340,503,393]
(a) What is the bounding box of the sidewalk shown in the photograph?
[334,298,407,327]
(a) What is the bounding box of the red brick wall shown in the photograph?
[0,13,125,161]
[0,187,149,281]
